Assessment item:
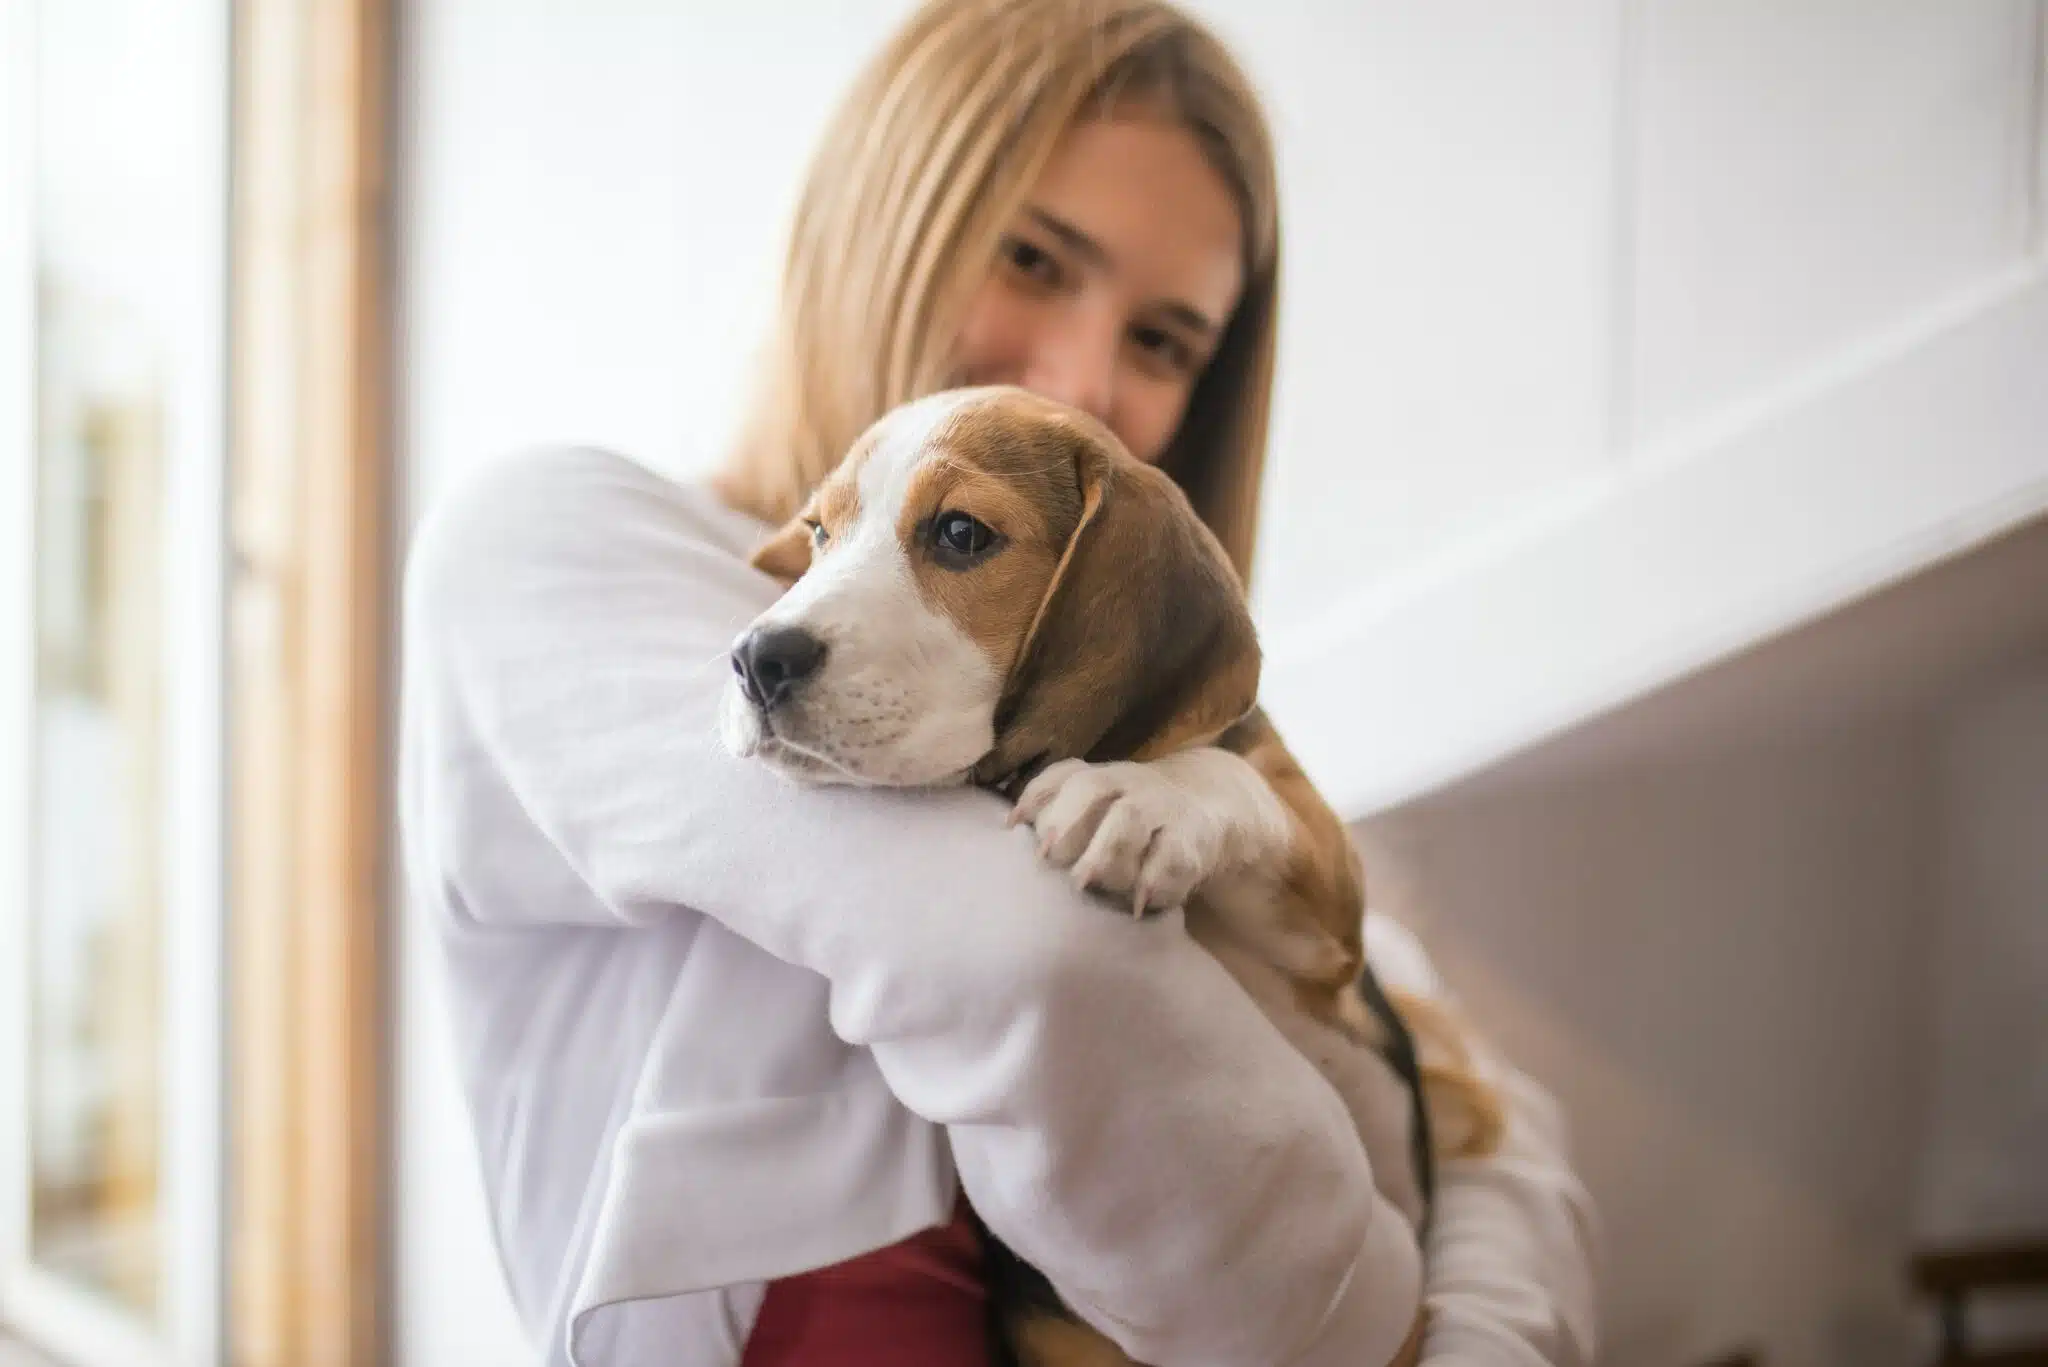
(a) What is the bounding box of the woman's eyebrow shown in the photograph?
[1025,207,1111,269]
[1024,206,1221,337]
[1157,301,1219,338]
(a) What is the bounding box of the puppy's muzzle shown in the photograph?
[730,624,828,711]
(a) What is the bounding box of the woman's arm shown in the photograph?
[1365,918,1601,1367]
[401,445,1422,1367]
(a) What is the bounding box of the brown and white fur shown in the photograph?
[721,385,1502,1367]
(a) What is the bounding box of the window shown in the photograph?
[6,3,393,1362]
[1,3,229,1364]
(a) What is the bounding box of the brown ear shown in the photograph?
[971,441,1260,789]
[748,515,814,586]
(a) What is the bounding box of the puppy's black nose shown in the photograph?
[732,626,827,709]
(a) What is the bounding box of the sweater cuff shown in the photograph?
[1289,1201,1424,1367]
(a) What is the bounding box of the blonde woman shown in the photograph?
[399,2,1596,1365]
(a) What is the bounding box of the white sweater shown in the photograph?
[397,445,1598,1367]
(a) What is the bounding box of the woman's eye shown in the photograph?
[1002,236,1062,288]
[1131,323,1199,375]
[932,511,996,559]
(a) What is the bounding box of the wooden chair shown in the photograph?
[1910,1237,2048,1366]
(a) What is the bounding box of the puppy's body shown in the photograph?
[1009,713,1433,1229]
[723,386,1499,1367]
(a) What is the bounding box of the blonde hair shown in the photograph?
[712,0,1281,584]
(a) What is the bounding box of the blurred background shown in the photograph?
[2,2,2045,1366]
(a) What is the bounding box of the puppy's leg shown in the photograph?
[1202,707,1370,990]
[1209,711,1507,1159]
[1005,708,1367,987]
[1008,709,1505,1162]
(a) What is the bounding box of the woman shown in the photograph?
[398,2,1597,1365]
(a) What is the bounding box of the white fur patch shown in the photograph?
[720,392,1002,787]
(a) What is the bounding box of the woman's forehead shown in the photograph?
[1027,117,1245,320]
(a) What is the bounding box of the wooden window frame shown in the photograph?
[225,1,392,1365]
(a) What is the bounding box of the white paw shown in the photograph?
[1009,759,1225,915]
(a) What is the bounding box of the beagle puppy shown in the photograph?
[721,384,1502,1367]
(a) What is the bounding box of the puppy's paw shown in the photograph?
[1010,759,1223,915]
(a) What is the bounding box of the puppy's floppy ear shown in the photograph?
[972,437,1260,789]
[748,514,814,586]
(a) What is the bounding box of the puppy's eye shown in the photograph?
[931,511,997,563]
[806,519,829,549]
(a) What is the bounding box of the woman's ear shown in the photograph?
[972,441,1260,789]
[749,515,814,586]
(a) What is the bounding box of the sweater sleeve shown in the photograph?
[400,445,1424,1367]
[1364,918,1601,1366]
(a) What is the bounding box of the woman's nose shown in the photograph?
[1019,318,1116,425]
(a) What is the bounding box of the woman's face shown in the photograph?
[951,117,1246,467]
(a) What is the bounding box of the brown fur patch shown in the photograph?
[1216,707,1366,1001]
[896,396,1088,680]
[1386,987,1509,1158]
[811,463,862,534]
[1010,1315,1142,1367]
[745,422,874,583]
[1212,709,1506,1161]
[1388,1307,1430,1367]
[957,394,1261,786]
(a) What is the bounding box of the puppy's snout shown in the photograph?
[731,625,828,709]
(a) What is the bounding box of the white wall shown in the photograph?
[1262,0,2048,817]
[399,0,924,507]
[1359,729,1944,1367]
[1217,0,1620,623]
[1626,0,2039,446]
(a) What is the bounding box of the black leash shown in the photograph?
[1354,960,1437,1233]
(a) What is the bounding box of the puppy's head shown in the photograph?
[720,385,1259,789]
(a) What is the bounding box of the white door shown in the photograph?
[0,2,228,1365]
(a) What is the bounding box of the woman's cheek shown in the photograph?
[1118,383,1185,467]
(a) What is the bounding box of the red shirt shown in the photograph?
[739,1198,991,1367]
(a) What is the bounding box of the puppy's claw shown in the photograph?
[1013,758,1082,829]
[1132,860,1164,916]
